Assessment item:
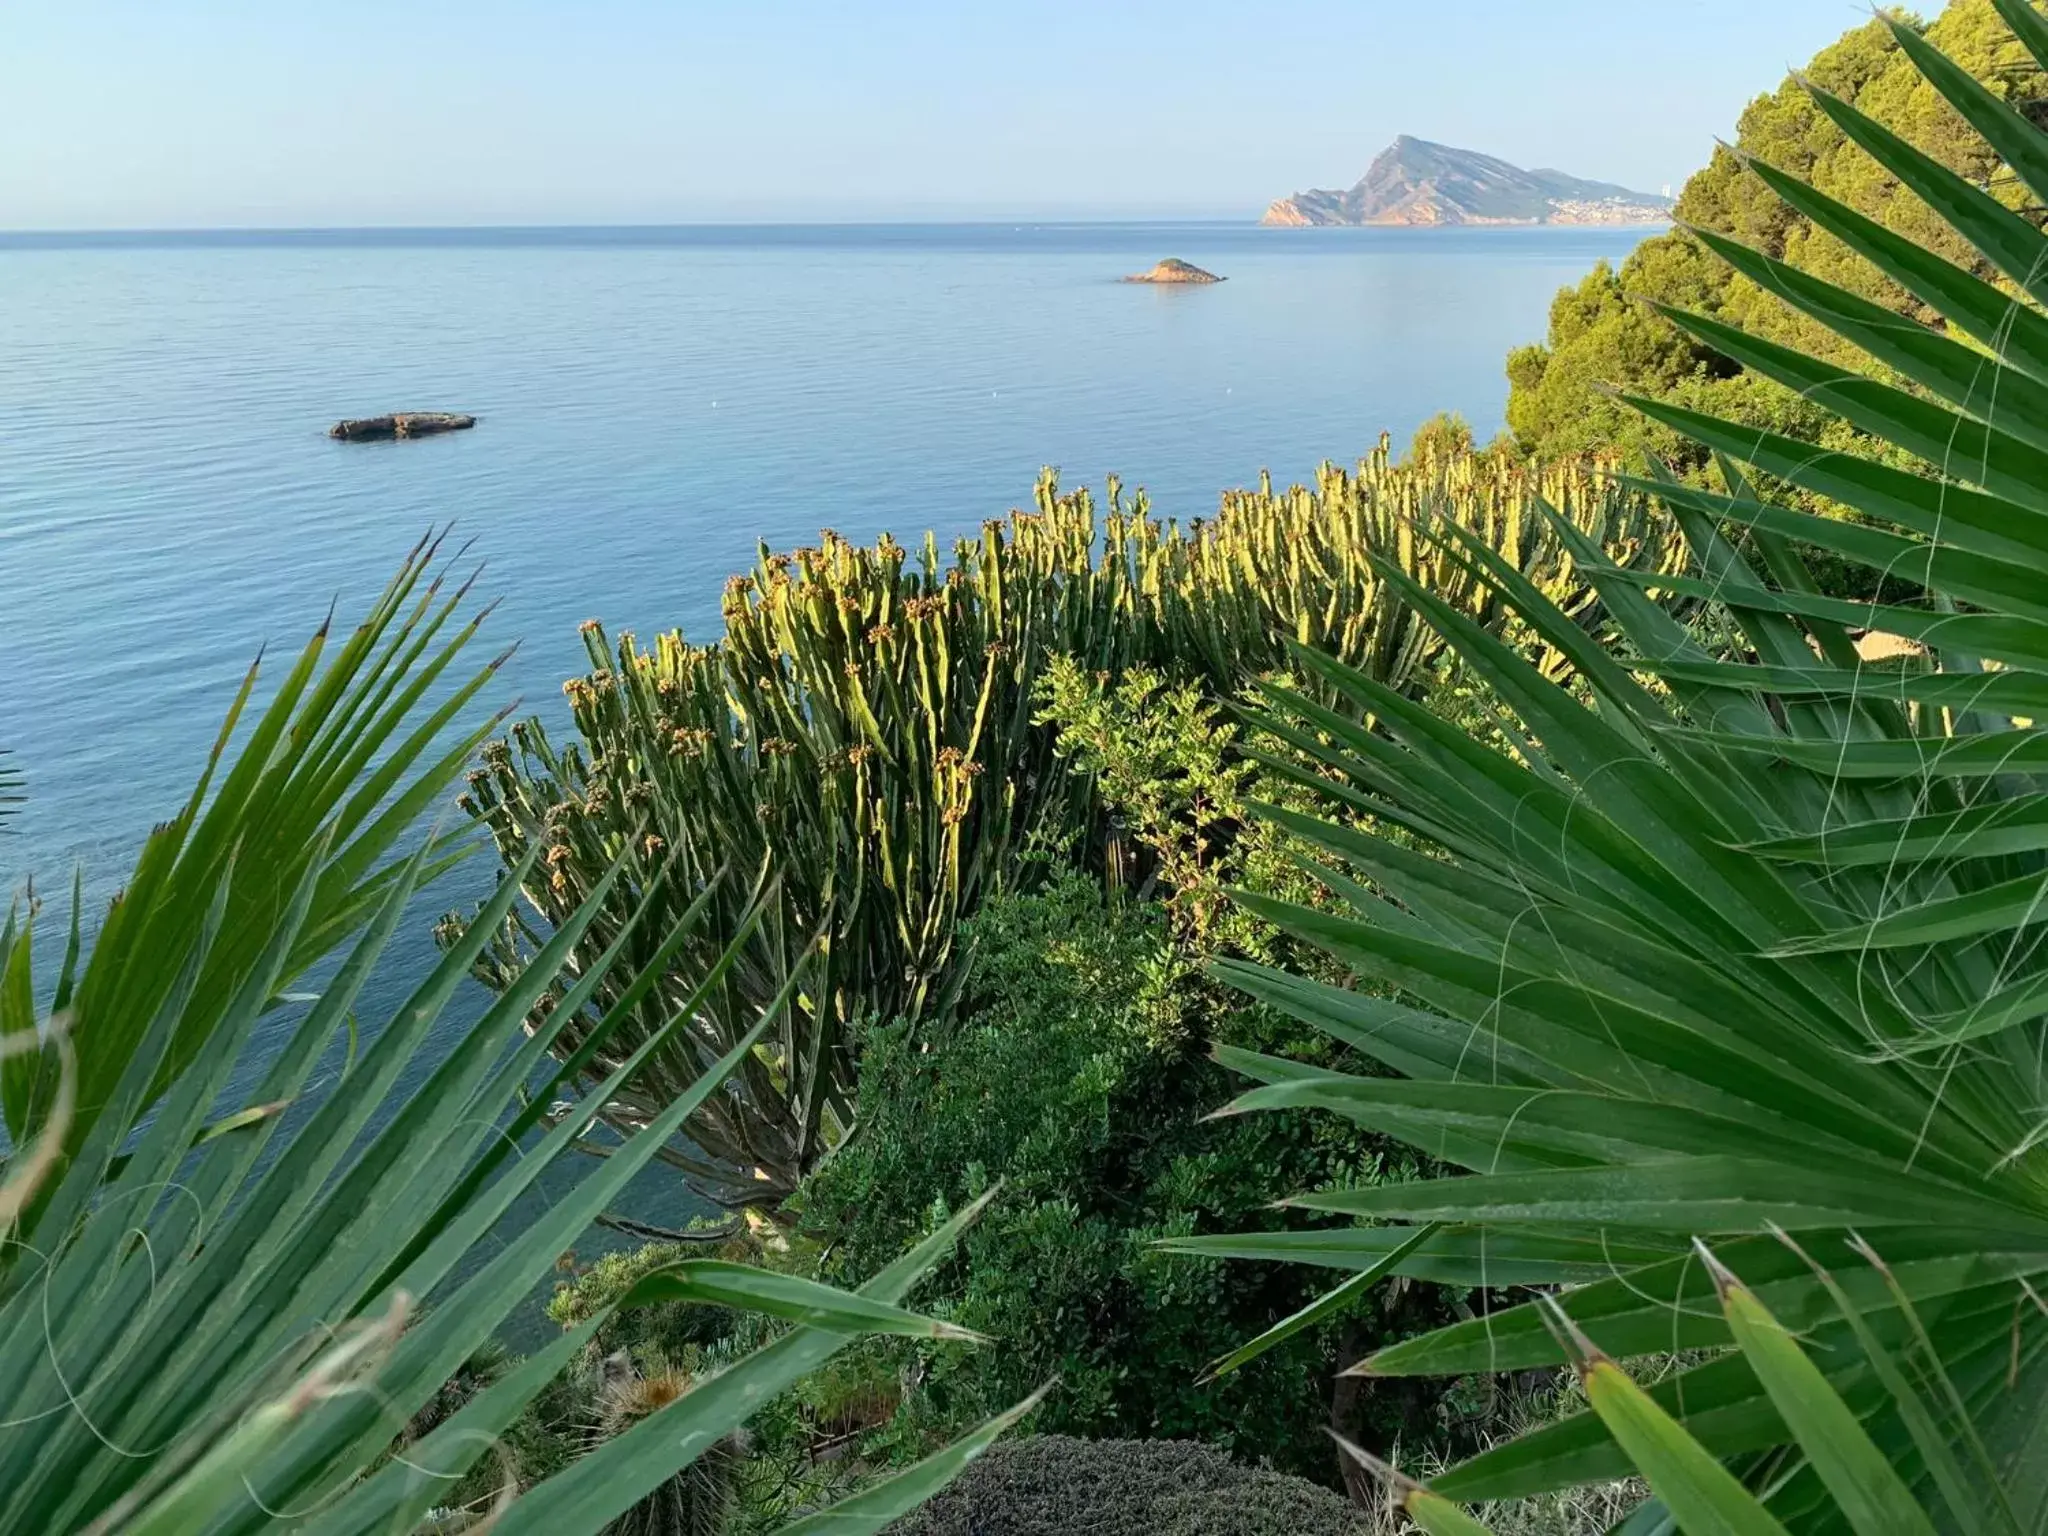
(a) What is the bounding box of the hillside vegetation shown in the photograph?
[1506,1,2048,467]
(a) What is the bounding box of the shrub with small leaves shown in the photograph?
[798,877,1449,1481]
[881,1435,1370,1536]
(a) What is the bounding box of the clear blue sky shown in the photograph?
[3,0,1876,228]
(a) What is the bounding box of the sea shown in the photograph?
[0,220,1651,1257]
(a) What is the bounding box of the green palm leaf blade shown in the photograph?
[616,1259,986,1341]
[1764,870,2048,955]
[1398,1490,1501,1536]
[1197,7,2048,1514]
[1701,1245,1937,1536]
[1207,957,1556,1086]
[1646,664,2048,727]
[1156,1224,1679,1288]
[1329,1436,1501,1536]
[1222,1075,1890,1175]
[770,1383,1053,1536]
[1692,728,2048,781]
[1706,138,2048,390]
[1564,1324,1792,1536]
[1285,1158,2034,1240]
[1784,77,2048,321]
[1991,0,2048,73]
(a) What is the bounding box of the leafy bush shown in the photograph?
[799,876,1447,1482]
[1193,2,2048,1526]
[456,455,1676,1203]
[881,1435,1370,1536]
[1033,655,1365,973]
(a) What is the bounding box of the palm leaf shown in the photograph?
[0,554,1011,1534]
[1205,9,2048,1526]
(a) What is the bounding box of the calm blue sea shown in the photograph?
[0,221,1646,1254]
[1,221,1650,891]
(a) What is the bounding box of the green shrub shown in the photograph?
[881,1435,1370,1536]
[798,876,1447,1481]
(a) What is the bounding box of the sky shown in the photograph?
[3,0,1880,229]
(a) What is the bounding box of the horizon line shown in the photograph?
[0,214,1266,237]
[0,215,1673,240]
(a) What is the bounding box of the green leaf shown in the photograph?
[618,1260,986,1341]
[1737,796,2048,869]
[1286,1158,2036,1239]
[1196,1224,1437,1382]
[1763,871,2048,955]
[1565,1318,1791,1536]
[1401,1490,1501,1536]
[1705,1246,1936,1536]
[1328,1436,1500,1536]
[1158,1224,1678,1289]
[770,1384,1053,1535]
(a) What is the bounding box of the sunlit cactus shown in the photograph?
[454,448,1681,1203]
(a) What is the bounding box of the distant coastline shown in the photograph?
[1264,136,1674,228]
[0,212,1671,248]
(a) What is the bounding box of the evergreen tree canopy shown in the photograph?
[1506,0,2048,472]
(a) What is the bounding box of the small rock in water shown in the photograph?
[329,412,476,441]
[1121,258,1225,284]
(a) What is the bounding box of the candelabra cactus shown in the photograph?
[454,449,1680,1203]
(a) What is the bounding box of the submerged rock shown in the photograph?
[329,412,476,441]
[1121,258,1224,284]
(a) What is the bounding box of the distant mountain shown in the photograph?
[1262,136,1672,227]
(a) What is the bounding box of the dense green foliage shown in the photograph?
[1197,1,2048,1526]
[457,455,1675,1203]
[882,1436,1369,1536]
[1506,0,2048,473]
[36,3,2048,1526]
[0,550,1013,1536]
[800,877,1445,1481]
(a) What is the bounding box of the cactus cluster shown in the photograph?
[454,448,1679,1204]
